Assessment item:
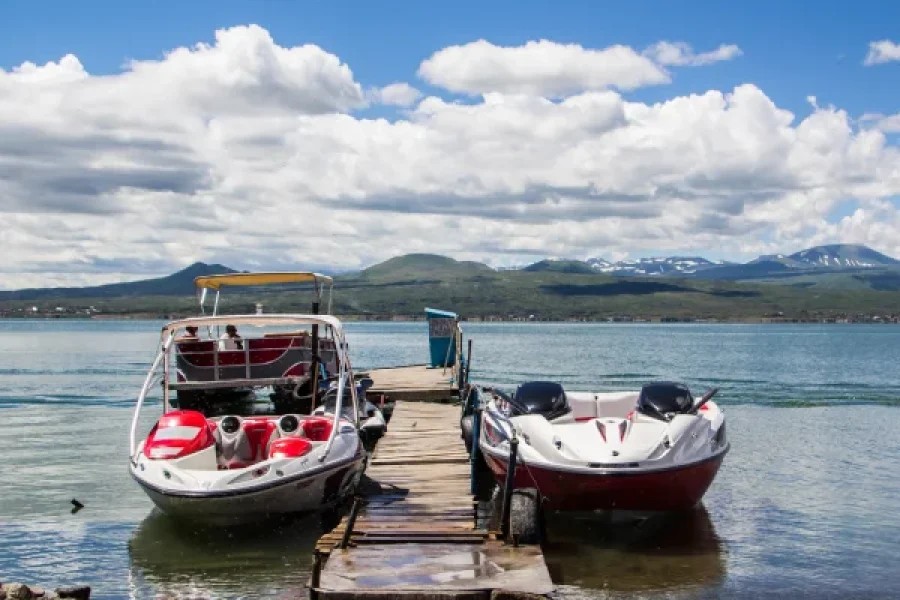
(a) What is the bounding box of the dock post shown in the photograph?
[339,496,363,549]
[309,549,322,600]
[465,338,473,388]
[500,434,519,541]
[470,399,482,496]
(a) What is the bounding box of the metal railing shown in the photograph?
[130,314,355,461]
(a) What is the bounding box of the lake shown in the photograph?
[1,320,899,599]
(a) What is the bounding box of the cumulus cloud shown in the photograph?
[861,112,900,133]
[418,39,670,97]
[863,40,900,65]
[368,82,423,107]
[644,41,743,66]
[1,27,900,288]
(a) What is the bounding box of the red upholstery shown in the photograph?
[302,417,334,442]
[144,410,215,460]
[269,437,313,459]
[240,417,279,461]
[283,362,308,377]
[176,337,338,372]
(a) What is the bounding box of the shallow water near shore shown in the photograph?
[1,320,899,599]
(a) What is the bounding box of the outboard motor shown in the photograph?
[510,381,570,420]
[637,381,694,421]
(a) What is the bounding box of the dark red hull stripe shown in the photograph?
[482,451,726,511]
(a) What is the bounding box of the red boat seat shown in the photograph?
[302,417,334,442]
[144,410,215,460]
[269,437,313,459]
[241,418,280,460]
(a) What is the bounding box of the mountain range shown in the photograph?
[2,245,900,321]
[529,244,899,283]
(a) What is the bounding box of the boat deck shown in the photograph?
[310,401,554,599]
[364,365,459,402]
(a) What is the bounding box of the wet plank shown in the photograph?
[319,543,553,596]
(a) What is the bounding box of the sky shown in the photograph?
[1,0,900,288]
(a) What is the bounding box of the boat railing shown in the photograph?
[484,407,514,442]
[130,333,176,458]
[170,333,337,389]
[131,314,356,461]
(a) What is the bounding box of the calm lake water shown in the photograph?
[1,320,899,599]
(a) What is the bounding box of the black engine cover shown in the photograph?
[509,381,570,420]
[638,381,694,418]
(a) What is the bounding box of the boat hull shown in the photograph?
[482,448,727,512]
[131,455,365,525]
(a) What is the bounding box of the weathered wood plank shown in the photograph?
[318,543,554,595]
[313,399,553,599]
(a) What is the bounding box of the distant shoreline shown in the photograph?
[1,314,897,325]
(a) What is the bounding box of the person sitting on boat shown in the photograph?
[175,326,200,342]
[219,324,244,350]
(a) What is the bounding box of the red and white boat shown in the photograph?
[477,381,728,512]
[128,273,382,524]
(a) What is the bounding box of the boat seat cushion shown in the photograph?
[144,410,215,460]
[302,417,334,442]
[269,437,313,458]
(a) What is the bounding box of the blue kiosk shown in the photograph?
[425,307,461,369]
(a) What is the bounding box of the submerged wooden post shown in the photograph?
[339,496,364,549]
[310,549,322,599]
[500,435,519,541]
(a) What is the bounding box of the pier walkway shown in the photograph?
[365,365,460,403]
[310,401,554,599]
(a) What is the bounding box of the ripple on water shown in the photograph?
[2,321,900,598]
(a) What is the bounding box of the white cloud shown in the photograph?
[864,40,900,65]
[861,112,900,133]
[418,39,670,97]
[644,41,743,67]
[369,82,423,107]
[1,27,900,288]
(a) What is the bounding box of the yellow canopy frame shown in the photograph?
[194,272,333,290]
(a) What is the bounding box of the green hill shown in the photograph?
[359,253,494,281]
[2,254,900,322]
[522,259,595,274]
[0,262,236,301]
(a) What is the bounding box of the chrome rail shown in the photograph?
[319,331,356,462]
[130,332,175,457]
[483,406,514,443]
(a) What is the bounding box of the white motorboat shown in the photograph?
[475,380,728,513]
[128,272,384,524]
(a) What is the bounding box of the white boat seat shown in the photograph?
[566,391,639,420]
[218,425,255,469]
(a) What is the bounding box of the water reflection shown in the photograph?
[127,510,323,599]
[543,506,725,595]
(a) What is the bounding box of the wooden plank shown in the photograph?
[317,543,554,596]
[313,399,553,599]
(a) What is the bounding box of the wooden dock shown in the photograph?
[365,365,460,403]
[311,401,554,599]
